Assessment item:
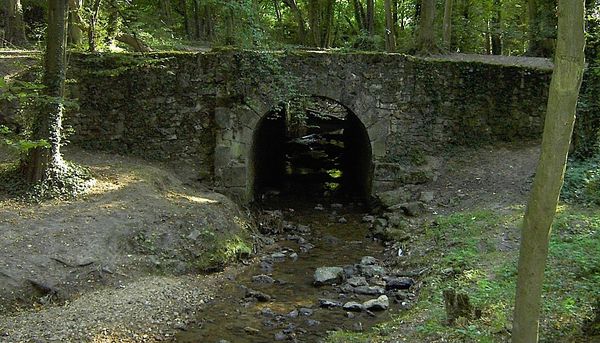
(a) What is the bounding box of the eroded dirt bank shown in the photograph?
[0,148,255,342]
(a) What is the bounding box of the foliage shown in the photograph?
[562,155,600,206]
[6,0,578,55]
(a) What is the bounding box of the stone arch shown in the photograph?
[213,92,389,203]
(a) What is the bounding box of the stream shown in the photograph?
[177,200,410,343]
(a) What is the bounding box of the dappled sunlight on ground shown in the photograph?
[165,191,219,205]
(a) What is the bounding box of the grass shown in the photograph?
[326,205,600,343]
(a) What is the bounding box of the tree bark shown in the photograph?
[87,0,102,52]
[21,0,69,182]
[415,0,437,54]
[351,0,366,31]
[307,0,335,48]
[511,1,586,342]
[115,33,151,52]
[5,0,27,45]
[527,0,557,57]
[366,0,375,35]
[385,0,396,52]
[67,0,84,46]
[442,0,453,50]
[282,0,307,44]
[491,0,502,55]
[179,0,191,39]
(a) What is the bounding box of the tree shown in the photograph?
[21,0,70,183]
[5,0,27,45]
[491,0,502,55]
[512,0,586,342]
[415,0,437,54]
[442,0,453,50]
[282,0,307,44]
[385,0,397,51]
[527,0,557,57]
[67,0,84,46]
[307,0,336,48]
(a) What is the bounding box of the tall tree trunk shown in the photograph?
[308,0,335,48]
[160,0,173,25]
[179,0,191,39]
[485,21,491,54]
[5,0,27,45]
[527,0,557,57]
[67,0,84,46]
[351,0,366,31]
[385,0,396,52]
[442,0,453,50]
[366,0,375,35]
[87,0,102,52]
[415,0,437,54]
[192,0,201,39]
[282,0,307,44]
[511,1,585,342]
[224,3,235,45]
[491,0,502,55]
[21,0,69,182]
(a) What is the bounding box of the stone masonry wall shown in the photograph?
[65,50,552,202]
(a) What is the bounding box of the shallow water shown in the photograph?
[177,202,396,343]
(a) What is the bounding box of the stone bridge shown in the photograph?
[67,50,552,202]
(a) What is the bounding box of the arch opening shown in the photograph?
[250,96,372,202]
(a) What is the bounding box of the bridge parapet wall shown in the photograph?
[66,50,552,202]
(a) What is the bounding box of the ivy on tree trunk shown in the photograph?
[21,0,69,183]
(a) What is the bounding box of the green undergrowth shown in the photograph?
[562,155,600,206]
[327,206,600,343]
[193,233,253,272]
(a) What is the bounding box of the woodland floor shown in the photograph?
[0,140,566,343]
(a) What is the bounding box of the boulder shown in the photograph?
[360,256,377,265]
[357,264,386,278]
[385,277,415,290]
[347,276,368,287]
[318,299,342,308]
[354,286,385,296]
[314,267,344,286]
[342,301,364,312]
[363,295,389,311]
